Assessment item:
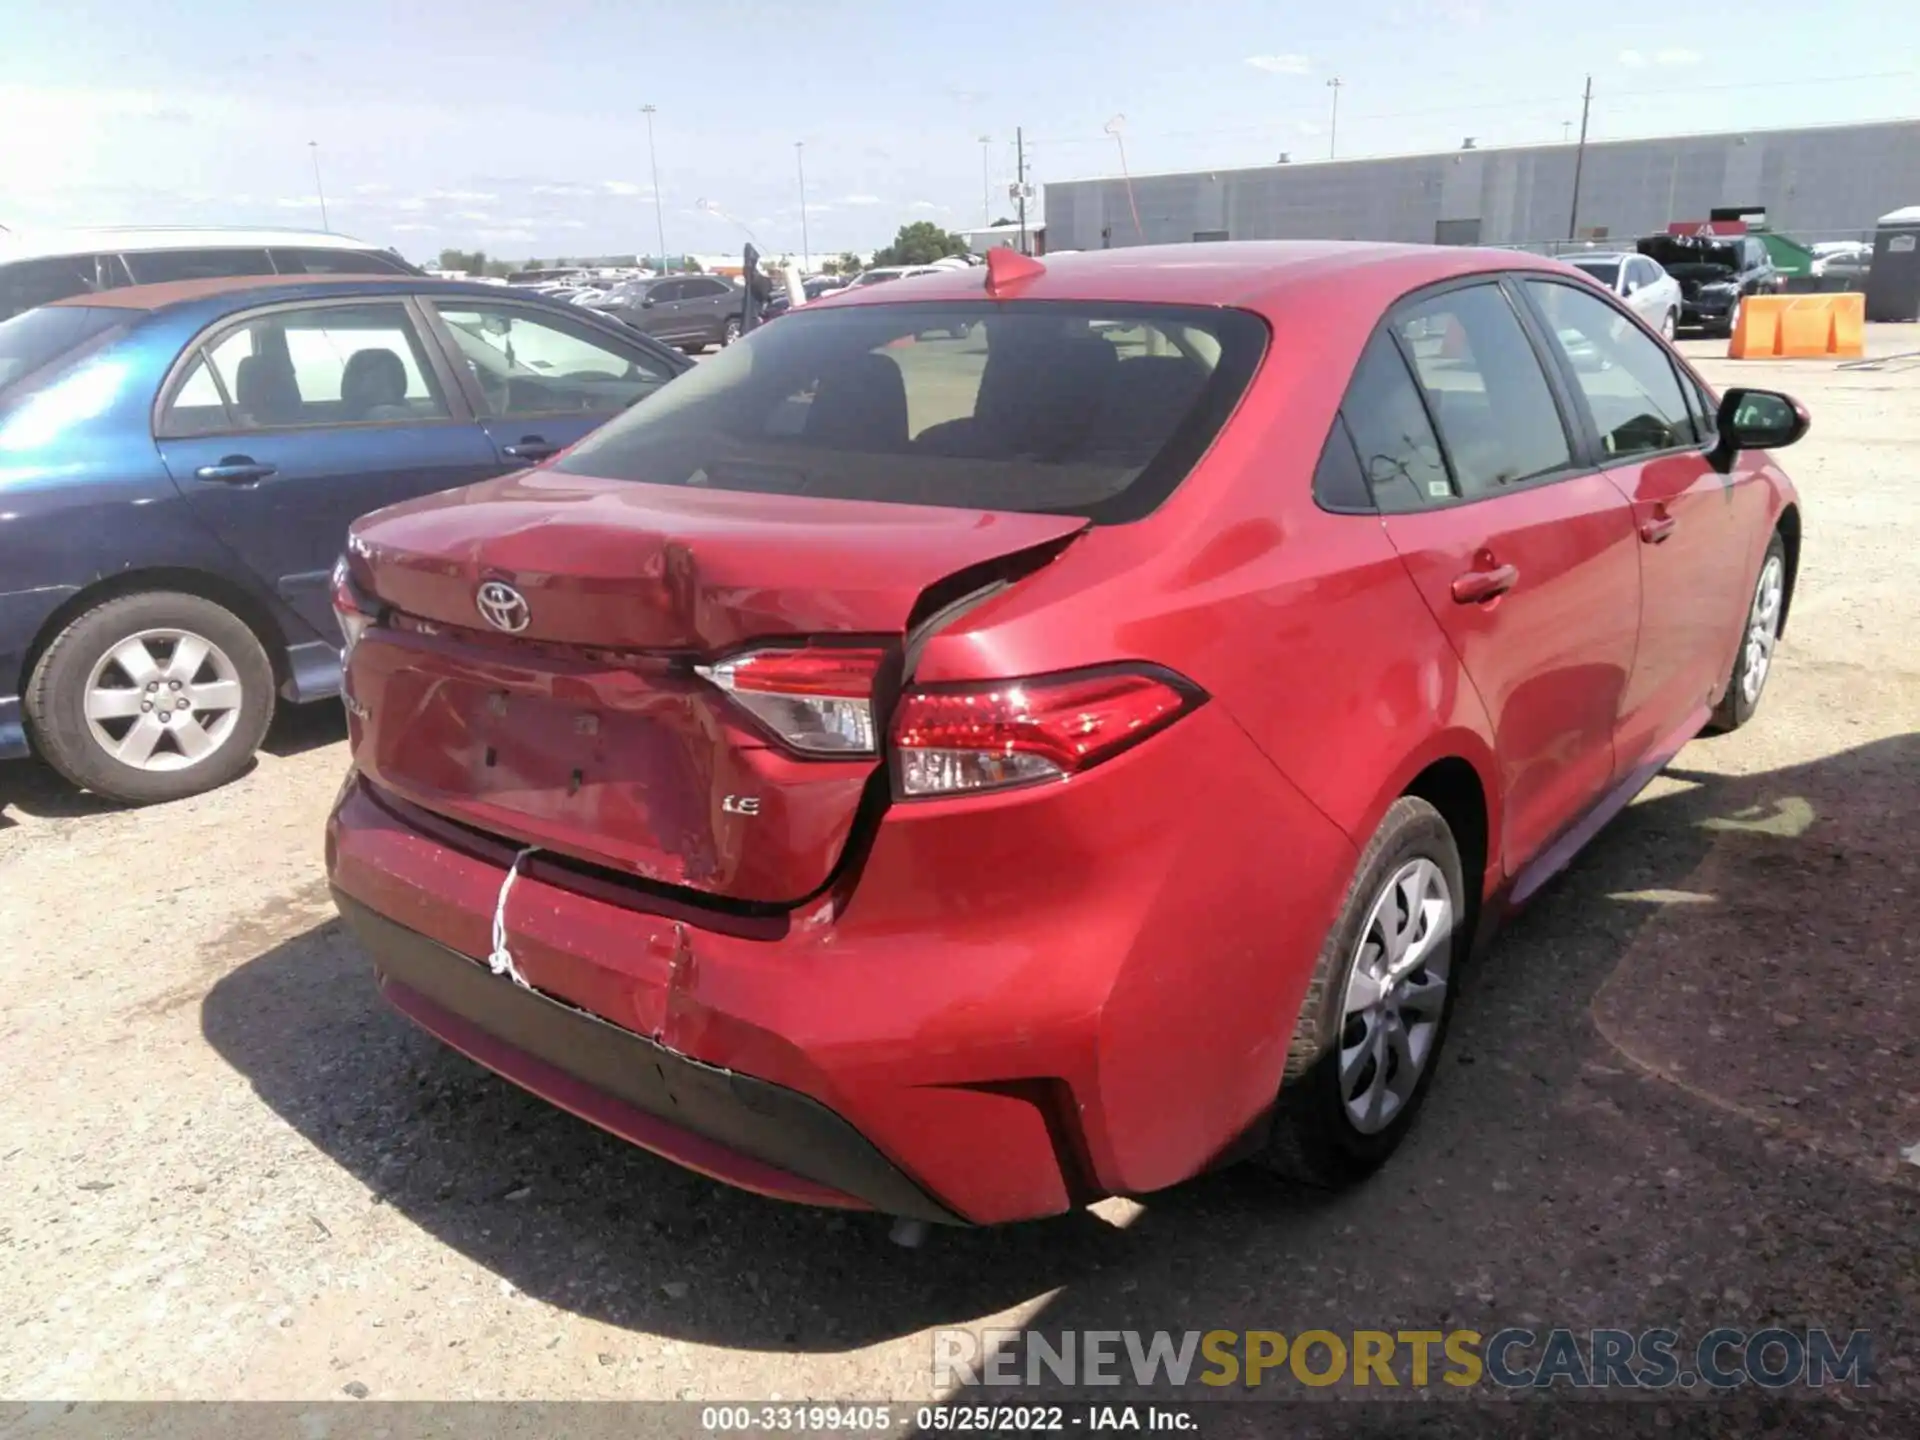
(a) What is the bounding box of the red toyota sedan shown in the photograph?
[325,242,1806,1227]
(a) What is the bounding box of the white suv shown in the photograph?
[0,227,421,321]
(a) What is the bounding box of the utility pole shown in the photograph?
[1015,127,1029,255]
[795,141,810,271]
[641,104,669,273]
[1325,78,1343,160]
[979,135,992,226]
[1567,74,1593,240]
[308,142,329,230]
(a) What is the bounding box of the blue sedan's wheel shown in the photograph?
[24,591,275,805]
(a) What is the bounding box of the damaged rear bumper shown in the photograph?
[335,889,963,1224]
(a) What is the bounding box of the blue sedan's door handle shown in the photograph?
[501,437,559,461]
[194,456,277,484]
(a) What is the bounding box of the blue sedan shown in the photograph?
[0,274,690,804]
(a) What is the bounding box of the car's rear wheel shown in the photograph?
[1258,796,1466,1187]
[24,591,275,805]
[1661,309,1677,341]
[1704,531,1787,735]
[721,316,742,347]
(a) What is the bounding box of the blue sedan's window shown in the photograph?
[0,305,126,396]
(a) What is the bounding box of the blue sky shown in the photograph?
[3,0,1913,263]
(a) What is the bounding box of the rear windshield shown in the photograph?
[1569,258,1621,288]
[0,305,126,396]
[553,301,1267,524]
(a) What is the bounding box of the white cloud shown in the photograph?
[395,197,426,212]
[274,196,322,209]
[427,188,498,202]
[602,180,648,196]
[532,183,595,197]
[840,193,882,206]
[553,220,588,230]
[1653,47,1701,67]
[450,209,492,222]
[1246,54,1312,75]
[1296,121,1324,137]
[353,182,391,195]
[391,222,437,232]
[477,227,537,242]
[910,199,941,211]
[1618,49,1648,67]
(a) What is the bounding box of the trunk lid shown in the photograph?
[343,470,1085,904]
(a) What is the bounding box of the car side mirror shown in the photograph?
[1711,387,1808,470]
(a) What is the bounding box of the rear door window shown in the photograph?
[124,248,276,283]
[270,247,415,276]
[169,301,450,432]
[1393,284,1573,497]
[553,301,1266,524]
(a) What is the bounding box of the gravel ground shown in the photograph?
[1,328,1916,1427]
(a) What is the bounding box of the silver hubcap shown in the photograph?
[1339,857,1454,1135]
[1742,554,1785,705]
[83,628,243,772]
[1662,311,1676,340]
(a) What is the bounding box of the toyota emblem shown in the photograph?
[475,580,531,633]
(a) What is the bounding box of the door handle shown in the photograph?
[501,438,558,461]
[1640,514,1677,544]
[1451,563,1519,604]
[194,456,277,484]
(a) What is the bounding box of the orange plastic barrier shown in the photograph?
[1727,293,1866,360]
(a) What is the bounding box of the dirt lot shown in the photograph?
[2,329,1916,1416]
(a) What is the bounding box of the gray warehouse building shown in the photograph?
[1042,118,1920,252]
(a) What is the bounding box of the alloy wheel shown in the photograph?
[1338,857,1455,1135]
[82,628,244,772]
[1741,553,1786,706]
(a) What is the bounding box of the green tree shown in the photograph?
[436,248,488,274]
[832,251,864,275]
[872,222,969,266]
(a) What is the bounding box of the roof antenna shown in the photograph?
[984,245,1044,296]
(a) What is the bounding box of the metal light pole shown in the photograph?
[641,104,669,273]
[795,141,810,271]
[1325,78,1343,160]
[308,141,329,230]
[979,134,992,225]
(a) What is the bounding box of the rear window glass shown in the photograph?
[0,305,126,396]
[553,302,1266,524]
[1569,259,1621,288]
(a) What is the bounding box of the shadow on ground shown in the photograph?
[0,698,342,829]
[200,735,1919,1380]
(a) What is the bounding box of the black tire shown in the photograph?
[1704,530,1788,735]
[1257,796,1467,1187]
[721,316,742,347]
[24,591,275,805]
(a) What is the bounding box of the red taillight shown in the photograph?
[890,666,1201,798]
[697,645,886,755]
[329,555,377,658]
